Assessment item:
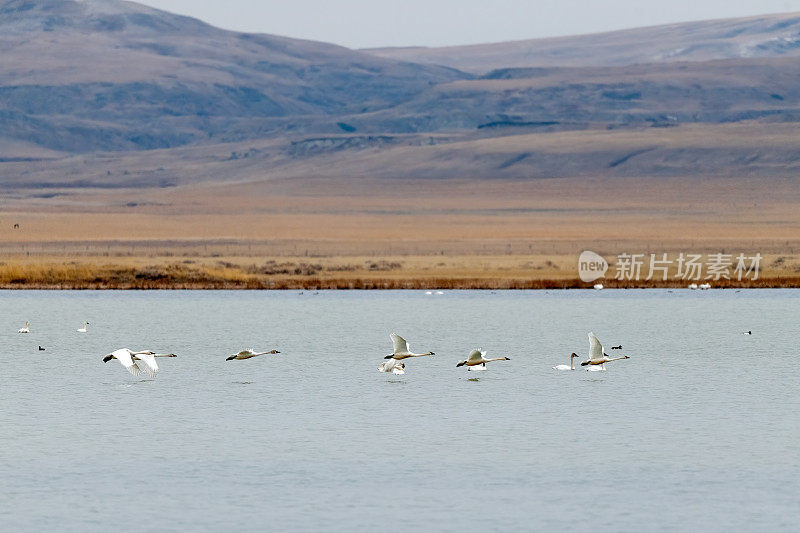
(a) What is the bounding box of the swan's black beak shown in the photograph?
[580,361,589,366]
[384,355,394,360]
[456,361,465,367]
[505,357,511,360]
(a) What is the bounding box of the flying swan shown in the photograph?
[580,332,630,371]
[384,333,434,361]
[457,349,510,370]
[103,348,177,377]
[226,349,280,361]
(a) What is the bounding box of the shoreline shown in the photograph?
[1,255,797,289]
[3,279,798,290]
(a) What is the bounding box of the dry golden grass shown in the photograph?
[1,253,798,289]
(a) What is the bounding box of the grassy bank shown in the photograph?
[1,257,798,289]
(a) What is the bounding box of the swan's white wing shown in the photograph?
[466,349,485,363]
[111,349,141,376]
[379,359,403,373]
[588,332,604,361]
[390,333,410,355]
[135,353,159,377]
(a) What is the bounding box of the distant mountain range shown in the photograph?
[367,13,800,71]
[1,1,799,187]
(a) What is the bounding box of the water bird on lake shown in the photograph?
[18,321,30,333]
[580,332,630,371]
[103,348,177,377]
[611,345,623,350]
[384,333,434,360]
[593,284,604,290]
[38,346,45,351]
[77,321,89,333]
[688,283,698,290]
[743,330,752,335]
[226,349,280,361]
[699,283,711,290]
[378,358,405,375]
[456,349,510,370]
[553,353,578,371]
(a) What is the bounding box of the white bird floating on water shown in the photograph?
[103,348,177,377]
[580,332,630,371]
[699,283,711,290]
[77,321,89,333]
[18,321,30,333]
[688,283,698,290]
[553,353,579,371]
[384,333,434,361]
[226,349,280,361]
[593,283,604,290]
[456,349,510,370]
[378,358,406,374]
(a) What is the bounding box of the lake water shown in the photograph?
[1,290,798,531]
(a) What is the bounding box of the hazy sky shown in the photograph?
[136,0,800,48]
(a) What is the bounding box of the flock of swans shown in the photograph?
[15,320,631,378]
[377,331,628,375]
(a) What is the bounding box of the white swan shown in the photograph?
[103,348,177,377]
[593,283,604,290]
[18,321,30,333]
[456,349,510,370]
[688,283,698,290]
[553,353,578,371]
[384,333,434,360]
[580,332,630,370]
[77,321,89,333]
[378,358,405,374]
[226,349,280,361]
[699,283,711,290]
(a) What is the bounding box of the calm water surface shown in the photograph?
[1,290,798,531]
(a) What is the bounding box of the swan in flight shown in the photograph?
[226,349,280,361]
[103,348,177,377]
[456,349,510,370]
[378,358,405,374]
[18,321,30,333]
[580,332,630,370]
[77,321,89,333]
[384,333,434,360]
[553,353,578,371]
